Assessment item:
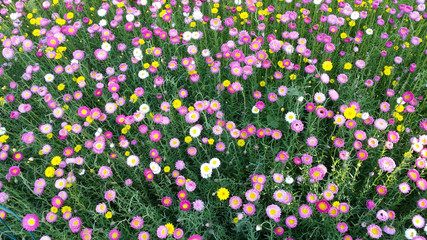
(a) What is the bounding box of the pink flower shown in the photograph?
[22,214,39,231]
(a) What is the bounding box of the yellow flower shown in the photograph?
[208,138,215,145]
[66,12,74,19]
[240,12,248,19]
[50,207,57,214]
[404,151,412,158]
[61,206,71,214]
[340,33,347,39]
[130,94,138,102]
[64,125,72,132]
[332,201,340,208]
[211,8,218,14]
[152,61,160,68]
[86,116,94,123]
[190,22,196,28]
[237,139,245,147]
[165,223,175,235]
[185,136,192,143]
[51,156,62,166]
[260,81,266,87]
[121,128,128,134]
[105,211,112,219]
[57,84,65,91]
[223,80,231,87]
[396,125,405,132]
[125,151,130,156]
[74,145,82,152]
[173,99,182,108]
[344,62,352,70]
[217,188,230,200]
[384,69,391,76]
[349,20,356,27]
[0,135,9,143]
[45,167,55,177]
[46,133,53,139]
[164,166,170,173]
[344,107,357,120]
[233,217,239,223]
[322,61,333,71]
[289,74,297,80]
[395,104,404,113]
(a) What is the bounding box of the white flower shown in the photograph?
[313,0,322,4]
[234,0,242,4]
[101,42,111,52]
[44,73,55,82]
[139,104,150,114]
[150,162,161,174]
[285,176,294,184]
[78,169,85,175]
[109,143,114,148]
[201,172,212,179]
[189,126,201,138]
[297,96,304,103]
[350,11,360,20]
[366,28,373,35]
[0,127,6,136]
[209,158,221,169]
[193,11,203,21]
[412,143,423,152]
[201,49,210,57]
[405,228,417,239]
[251,106,260,114]
[126,14,134,22]
[10,13,19,21]
[191,32,200,40]
[97,9,107,17]
[397,97,405,105]
[284,44,294,54]
[127,155,140,167]
[133,48,142,57]
[138,70,149,79]
[285,112,297,123]
[140,0,148,5]
[412,215,425,228]
[256,225,262,231]
[361,112,370,120]
[152,1,161,9]
[99,19,107,27]
[183,31,192,41]
[200,163,212,177]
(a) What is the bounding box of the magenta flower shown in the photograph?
[22,214,39,231]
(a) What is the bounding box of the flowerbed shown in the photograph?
[0,0,426,239]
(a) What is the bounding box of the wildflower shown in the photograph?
[217,188,230,200]
[22,214,39,231]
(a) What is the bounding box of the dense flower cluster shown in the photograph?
[0,0,426,239]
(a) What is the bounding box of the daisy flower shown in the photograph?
[412,215,425,229]
[22,214,39,232]
[217,188,230,200]
[285,112,297,123]
[266,204,281,220]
